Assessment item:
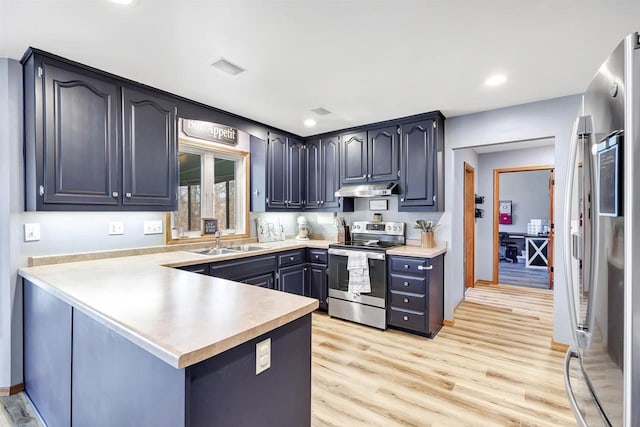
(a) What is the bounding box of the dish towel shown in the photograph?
[347,252,371,294]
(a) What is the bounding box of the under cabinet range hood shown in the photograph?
[334,183,397,198]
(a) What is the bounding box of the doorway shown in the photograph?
[464,163,475,288]
[493,166,554,289]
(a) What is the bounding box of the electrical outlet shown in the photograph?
[24,223,41,242]
[143,220,163,235]
[108,221,124,235]
[255,338,271,375]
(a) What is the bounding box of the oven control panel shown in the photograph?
[351,221,405,236]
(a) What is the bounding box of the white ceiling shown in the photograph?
[2,1,639,137]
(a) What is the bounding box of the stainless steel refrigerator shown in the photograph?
[563,32,640,426]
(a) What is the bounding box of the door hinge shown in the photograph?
[433,195,436,202]
[396,127,401,135]
[275,272,280,280]
[37,66,43,78]
[433,121,437,129]
[551,223,554,230]
[550,266,554,273]
[174,106,178,115]
[39,185,45,196]
[397,170,401,177]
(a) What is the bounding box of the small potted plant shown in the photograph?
[414,219,439,248]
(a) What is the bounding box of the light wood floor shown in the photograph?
[1,284,575,427]
[312,283,576,426]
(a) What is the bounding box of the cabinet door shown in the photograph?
[242,272,275,289]
[250,135,267,212]
[278,264,307,296]
[122,87,177,209]
[42,62,120,206]
[307,263,327,310]
[287,138,304,209]
[341,131,367,184]
[305,139,321,209]
[267,132,288,208]
[399,119,436,209]
[368,125,399,182]
[321,135,341,209]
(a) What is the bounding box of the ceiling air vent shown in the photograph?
[211,58,246,76]
[311,107,331,116]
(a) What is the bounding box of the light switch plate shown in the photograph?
[109,221,124,235]
[255,338,271,375]
[24,223,41,242]
[143,220,163,235]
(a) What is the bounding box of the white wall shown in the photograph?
[445,94,581,345]
[475,146,555,281]
[499,169,550,232]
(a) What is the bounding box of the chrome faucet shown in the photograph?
[215,230,222,249]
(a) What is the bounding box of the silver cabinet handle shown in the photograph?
[403,298,409,303]
[367,174,371,178]
[417,265,433,271]
[403,281,409,287]
[125,192,132,198]
[315,255,320,260]
[253,189,260,197]
[112,191,119,197]
[403,316,409,321]
[404,264,410,269]
[290,256,294,261]
[362,174,366,178]
[400,198,405,202]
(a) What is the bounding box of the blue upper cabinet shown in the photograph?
[398,115,444,212]
[340,131,368,184]
[368,125,399,182]
[305,139,321,208]
[287,138,304,209]
[305,134,350,211]
[121,86,177,209]
[340,127,399,186]
[22,51,178,211]
[266,132,305,210]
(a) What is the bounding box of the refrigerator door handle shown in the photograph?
[564,117,583,348]
[563,349,589,427]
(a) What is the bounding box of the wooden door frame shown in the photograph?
[493,165,554,286]
[464,162,475,288]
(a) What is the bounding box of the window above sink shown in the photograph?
[166,133,250,244]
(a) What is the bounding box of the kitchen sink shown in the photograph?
[227,245,265,252]
[191,248,238,256]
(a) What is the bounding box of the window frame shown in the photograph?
[165,137,250,244]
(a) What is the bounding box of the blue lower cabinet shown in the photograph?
[241,272,275,289]
[387,254,444,338]
[307,263,328,310]
[278,264,308,296]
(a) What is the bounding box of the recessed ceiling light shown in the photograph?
[485,74,507,86]
[110,0,134,5]
[211,58,246,76]
[304,119,317,127]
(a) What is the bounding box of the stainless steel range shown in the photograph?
[327,221,405,329]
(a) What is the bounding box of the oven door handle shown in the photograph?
[328,248,386,260]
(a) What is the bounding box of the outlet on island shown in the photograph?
[255,338,271,375]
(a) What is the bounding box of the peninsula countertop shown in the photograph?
[19,240,332,369]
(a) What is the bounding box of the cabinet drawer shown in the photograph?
[390,256,430,275]
[388,307,427,332]
[307,249,328,264]
[278,249,306,267]
[389,274,426,294]
[389,291,425,312]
